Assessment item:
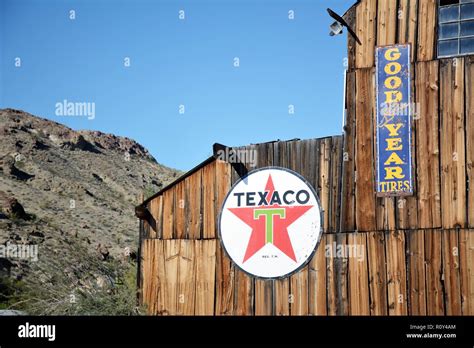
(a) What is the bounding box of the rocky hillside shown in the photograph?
[0,108,180,314]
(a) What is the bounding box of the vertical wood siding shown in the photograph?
[139,0,474,316]
[347,0,436,68]
[141,229,474,315]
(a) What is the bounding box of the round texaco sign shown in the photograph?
[218,167,322,279]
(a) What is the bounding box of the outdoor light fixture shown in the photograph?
[327,8,362,45]
[329,20,344,36]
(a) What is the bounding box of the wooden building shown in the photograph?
[136,0,474,315]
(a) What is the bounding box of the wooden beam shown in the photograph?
[255,280,273,315]
[215,241,235,315]
[398,0,418,61]
[174,182,186,239]
[341,71,356,232]
[326,234,337,315]
[319,138,331,233]
[348,233,370,315]
[162,189,175,239]
[155,240,167,315]
[425,229,445,315]
[442,230,462,315]
[150,196,163,238]
[164,239,180,314]
[367,231,388,315]
[385,231,408,315]
[459,229,473,315]
[417,0,437,61]
[195,240,216,315]
[355,68,377,231]
[415,61,441,229]
[290,267,309,315]
[329,137,343,233]
[355,0,377,68]
[469,231,474,315]
[344,5,357,71]
[309,233,327,315]
[177,240,196,315]
[466,57,474,228]
[274,278,290,315]
[202,161,216,239]
[185,169,202,239]
[407,230,427,315]
[377,0,397,46]
[440,58,467,229]
[234,269,254,315]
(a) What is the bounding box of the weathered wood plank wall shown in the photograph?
[138,0,474,316]
[342,0,474,232]
[347,0,436,70]
[143,138,343,240]
[140,138,474,316]
[343,58,474,231]
[141,229,474,315]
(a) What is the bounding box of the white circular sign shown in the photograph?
[218,167,322,279]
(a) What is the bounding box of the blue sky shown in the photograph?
[0,0,354,170]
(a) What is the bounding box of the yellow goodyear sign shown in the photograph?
[375,44,413,196]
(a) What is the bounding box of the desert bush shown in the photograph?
[143,185,156,200]
[0,276,25,310]
[74,265,141,315]
[3,242,144,315]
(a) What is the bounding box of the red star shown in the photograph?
[228,175,313,263]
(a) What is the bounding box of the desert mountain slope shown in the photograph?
[0,108,180,314]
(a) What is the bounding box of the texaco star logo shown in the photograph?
[218,167,322,279]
